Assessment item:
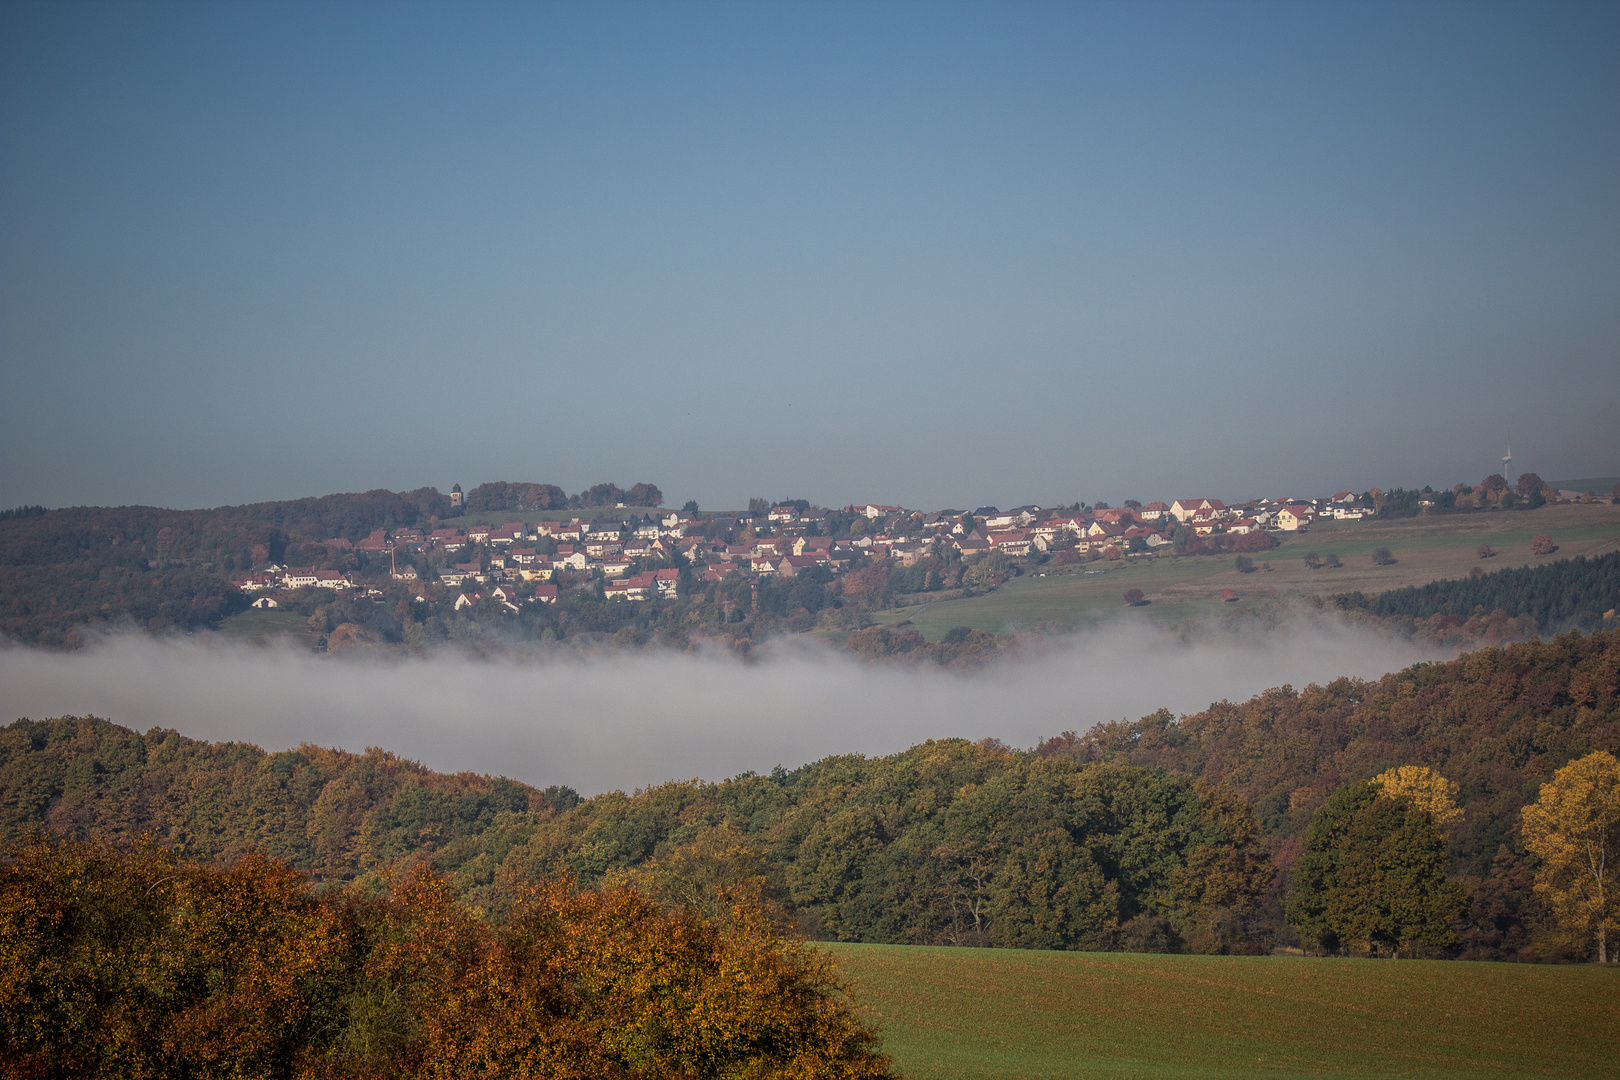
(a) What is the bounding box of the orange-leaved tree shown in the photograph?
[0,836,353,1078]
[0,837,894,1079]
[417,877,891,1079]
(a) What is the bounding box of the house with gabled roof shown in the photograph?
[954,531,991,557]
[1170,499,1226,522]
[986,529,1032,556]
[1275,504,1313,531]
[552,550,588,572]
[605,572,657,600]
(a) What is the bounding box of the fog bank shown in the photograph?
[0,620,1443,794]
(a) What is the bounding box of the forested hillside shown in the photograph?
[0,490,451,645]
[1040,628,1620,957]
[0,482,661,646]
[8,631,1618,959]
[2,720,1270,953]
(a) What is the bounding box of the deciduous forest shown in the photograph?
[8,630,1618,961]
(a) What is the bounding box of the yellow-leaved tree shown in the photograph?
[1371,765,1463,830]
[1520,751,1620,963]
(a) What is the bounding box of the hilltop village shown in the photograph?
[232,491,1373,610]
[0,471,1604,652]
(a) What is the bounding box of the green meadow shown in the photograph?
[213,606,319,647]
[873,502,1620,639]
[824,944,1618,1080]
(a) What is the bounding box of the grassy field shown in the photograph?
[1547,476,1619,495]
[214,607,320,647]
[872,502,1620,640]
[824,943,1618,1080]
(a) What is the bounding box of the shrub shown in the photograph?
[1372,547,1396,566]
[1234,555,1255,573]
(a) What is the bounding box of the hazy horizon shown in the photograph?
[3,1,1617,513]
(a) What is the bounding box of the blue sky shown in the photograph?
[3,1,1616,511]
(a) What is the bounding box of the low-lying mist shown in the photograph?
[0,617,1445,794]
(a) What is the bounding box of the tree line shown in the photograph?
[459,481,664,513]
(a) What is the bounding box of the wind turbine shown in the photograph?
[1502,436,1512,478]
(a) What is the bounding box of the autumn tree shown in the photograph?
[1516,473,1545,498]
[1371,547,1396,566]
[1123,588,1146,606]
[1372,766,1463,832]
[1531,533,1557,556]
[1286,782,1469,957]
[1520,751,1620,963]
[0,837,896,1078]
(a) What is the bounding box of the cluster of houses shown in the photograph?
[230,491,1374,608]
